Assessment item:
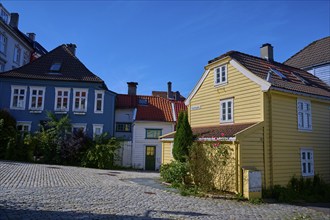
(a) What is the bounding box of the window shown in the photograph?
[214,64,227,86]
[0,61,4,72]
[72,123,87,134]
[10,85,27,110]
[94,90,104,113]
[0,8,9,23]
[23,51,30,65]
[13,45,21,64]
[301,149,314,177]
[50,62,62,72]
[16,121,31,133]
[116,123,131,132]
[73,88,88,112]
[29,87,46,111]
[138,98,148,105]
[0,32,7,54]
[54,88,70,112]
[93,124,103,138]
[220,98,234,123]
[297,99,312,131]
[145,129,162,139]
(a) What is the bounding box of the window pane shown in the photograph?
[302,152,305,160]
[302,163,306,173]
[97,100,102,111]
[308,163,311,173]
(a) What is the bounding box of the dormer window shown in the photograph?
[138,98,148,106]
[214,64,227,86]
[270,68,287,80]
[50,62,62,72]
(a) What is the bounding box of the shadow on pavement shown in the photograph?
[128,178,179,193]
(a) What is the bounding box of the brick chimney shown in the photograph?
[9,13,19,28]
[127,82,138,95]
[67,43,77,56]
[260,43,274,61]
[27,33,36,41]
[167,81,173,99]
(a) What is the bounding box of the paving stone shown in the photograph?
[0,160,329,219]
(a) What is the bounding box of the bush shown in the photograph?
[81,134,120,169]
[0,110,17,159]
[160,160,188,185]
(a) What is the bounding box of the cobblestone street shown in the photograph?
[0,161,329,219]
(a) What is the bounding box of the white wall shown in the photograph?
[307,64,330,86]
[114,108,134,140]
[132,121,174,170]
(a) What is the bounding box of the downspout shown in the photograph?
[268,92,273,188]
[235,141,239,193]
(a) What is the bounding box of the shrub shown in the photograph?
[0,110,17,159]
[81,134,120,169]
[160,160,188,185]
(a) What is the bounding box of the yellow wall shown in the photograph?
[161,141,173,164]
[189,59,263,127]
[269,91,330,185]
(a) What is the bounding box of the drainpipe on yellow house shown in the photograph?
[235,142,239,194]
[268,91,274,188]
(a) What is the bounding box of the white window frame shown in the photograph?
[23,50,30,65]
[10,85,27,110]
[72,123,87,133]
[297,99,312,131]
[72,88,88,112]
[214,64,227,86]
[94,90,104,113]
[54,87,70,112]
[300,148,314,177]
[13,44,21,65]
[16,121,31,132]
[29,86,46,111]
[0,32,7,54]
[220,98,234,123]
[93,124,103,138]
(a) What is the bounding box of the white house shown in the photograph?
[115,82,186,170]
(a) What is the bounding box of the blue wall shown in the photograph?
[0,78,116,137]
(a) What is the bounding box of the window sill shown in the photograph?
[220,121,234,124]
[29,110,42,114]
[55,111,68,114]
[10,107,25,110]
[73,112,86,115]
[94,111,103,114]
[214,82,228,88]
[298,128,312,132]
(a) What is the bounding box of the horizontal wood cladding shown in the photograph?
[270,92,330,185]
[162,142,173,164]
[190,63,263,127]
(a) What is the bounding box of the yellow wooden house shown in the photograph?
[160,44,330,195]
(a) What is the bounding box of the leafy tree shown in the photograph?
[172,111,193,162]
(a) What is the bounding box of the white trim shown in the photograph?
[93,124,104,137]
[16,121,32,132]
[94,90,105,114]
[10,85,27,110]
[29,86,46,111]
[230,59,271,91]
[297,99,312,131]
[161,138,174,141]
[72,88,88,112]
[214,64,228,86]
[198,137,236,142]
[300,148,314,177]
[133,108,137,121]
[171,102,177,121]
[54,87,70,112]
[185,69,210,105]
[220,98,234,123]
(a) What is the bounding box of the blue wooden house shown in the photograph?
[0,43,116,137]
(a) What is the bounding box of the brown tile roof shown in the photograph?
[160,122,257,139]
[152,91,186,101]
[209,51,330,98]
[116,94,187,122]
[284,36,330,69]
[0,44,104,84]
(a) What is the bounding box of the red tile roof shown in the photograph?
[116,94,187,122]
[284,36,330,69]
[209,51,330,98]
[0,44,104,84]
[160,122,257,139]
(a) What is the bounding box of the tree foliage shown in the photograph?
[172,111,193,162]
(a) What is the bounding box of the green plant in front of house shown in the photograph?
[81,133,121,169]
[160,160,188,185]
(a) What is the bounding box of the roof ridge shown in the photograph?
[284,36,330,64]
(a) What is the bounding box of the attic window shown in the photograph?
[138,98,148,106]
[270,68,287,80]
[50,62,62,72]
[292,72,311,85]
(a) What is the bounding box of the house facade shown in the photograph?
[284,36,330,86]
[161,44,330,194]
[0,3,47,72]
[0,44,116,137]
[115,82,186,170]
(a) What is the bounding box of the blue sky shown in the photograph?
[3,1,330,97]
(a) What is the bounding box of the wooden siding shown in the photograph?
[161,141,173,164]
[307,64,330,86]
[270,91,330,185]
[189,61,263,127]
